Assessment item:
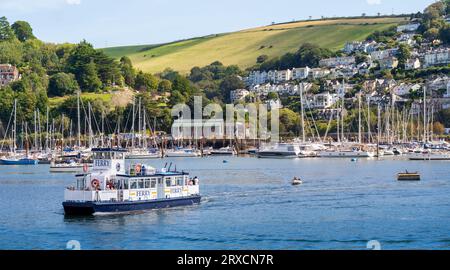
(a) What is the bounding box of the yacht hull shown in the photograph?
[63,195,201,215]
[0,158,39,165]
[257,152,298,159]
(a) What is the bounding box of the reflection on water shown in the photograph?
[1,156,450,249]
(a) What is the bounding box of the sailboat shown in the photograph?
[0,100,39,165]
[125,97,162,159]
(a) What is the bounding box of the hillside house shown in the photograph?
[0,64,20,87]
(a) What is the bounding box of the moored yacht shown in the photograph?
[210,146,236,156]
[257,143,301,159]
[165,148,201,157]
[318,146,375,158]
[63,148,201,215]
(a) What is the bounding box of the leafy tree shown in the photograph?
[219,75,245,102]
[424,28,440,40]
[11,21,35,42]
[397,44,411,69]
[440,25,450,45]
[0,40,23,65]
[433,122,445,135]
[135,71,159,92]
[267,92,279,100]
[158,79,172,93]
[0,16,15,41]
[279,108,300,137]
[119,56,136,87]
[48,73,79,97]
[80,60,102,92]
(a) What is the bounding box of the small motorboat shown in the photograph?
[292,177,303,186]
[397,171,421,181]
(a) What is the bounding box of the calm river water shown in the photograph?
[1,156,450,250]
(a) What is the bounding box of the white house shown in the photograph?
[230,89,250,103]
[276,69,292,83]
[309,68,331,79]
[397,23,420,33]
[370,48,398,61]
[306,92,338,109]
[424,48,450,67]
[405,58,421,70]
[319,56,355,68]
[378,57,399,70]
[246,71,268,85]
[343,42,362,54]
[291,67,310,80]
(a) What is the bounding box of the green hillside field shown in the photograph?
[101,16,408,74]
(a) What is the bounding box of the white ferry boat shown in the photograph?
[63,148,201,215]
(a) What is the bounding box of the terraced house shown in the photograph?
[0,64,20,87]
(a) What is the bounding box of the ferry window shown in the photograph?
[138,179,144,189]
[158,178,162,185]
[288,146,294,151]
[151,180,156,188]
[144,179,150,189]
[165,178,171,187]
[123,180,129,189]
[176,177,183,186]
[77,178,84,190]
[130,180,137,189]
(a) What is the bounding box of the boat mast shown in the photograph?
[143,106,147,149]
[46,107,49,152]
[131,97,135,149]
[300,84,306,143]
[423,86,427,143]
[34,110,37,151]
[367,97,371,144]
[77,90,81,148]
[138,97,142,148]
[358,89,362,144]
[13,99,17,155]
[88,102,93,148]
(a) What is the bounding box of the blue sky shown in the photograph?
[0,0,434,48]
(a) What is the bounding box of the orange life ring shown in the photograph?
[91,179,100,188]
[135,164,142,174]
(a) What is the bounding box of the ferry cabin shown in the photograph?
[64,148,200,210]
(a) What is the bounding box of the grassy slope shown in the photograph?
[102,17,408,74]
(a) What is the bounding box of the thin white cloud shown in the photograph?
[366,0,382,5]
[0,0,81,12]
[66,0,81,5]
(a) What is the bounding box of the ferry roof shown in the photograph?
[116,171,189,178]
[91,147,128,153]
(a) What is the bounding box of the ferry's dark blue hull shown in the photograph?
[63,195,201,215]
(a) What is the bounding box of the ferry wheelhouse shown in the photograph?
[63,148,201,215]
